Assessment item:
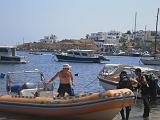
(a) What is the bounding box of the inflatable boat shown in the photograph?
[0,70,136,120]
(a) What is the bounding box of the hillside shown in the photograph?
[17,39,99,52]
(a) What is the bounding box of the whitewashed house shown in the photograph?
[40,34,57,43]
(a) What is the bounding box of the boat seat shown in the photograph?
[20,88,38,97]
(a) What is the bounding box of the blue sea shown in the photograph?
[0,51,160,120]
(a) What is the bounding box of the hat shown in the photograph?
[135,68,141,73]
[120,71,127,77]
[62,64,71,69]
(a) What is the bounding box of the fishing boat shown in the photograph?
[140,8,160,65]
[54,49,109,63]
[0,46,27,64]
[97,64,160,97]
[130,51,141,57]
[0,70,135,120]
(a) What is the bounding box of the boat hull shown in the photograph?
[0,56,27,64]
[140,58,160,65]
[0,99,124,120]
[55,54,101,63]
[98,76,118,90]
[0,89,135,120]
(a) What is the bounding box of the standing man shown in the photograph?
[46,64,75,97]
[135,68,150,120]
[117,71,138,120]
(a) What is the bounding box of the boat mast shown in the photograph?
[155,8,159,55]
[143,25,147,52]
[134,12,137,33]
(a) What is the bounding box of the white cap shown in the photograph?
[62,64,71,69]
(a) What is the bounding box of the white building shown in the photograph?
[88,31,121,52]
[133,30,160,48]
[88,32,107,49]
[40,34,57,43]
[89,32,107,41]
[105,31,122,45]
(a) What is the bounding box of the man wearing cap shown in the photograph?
[46,64,75,97]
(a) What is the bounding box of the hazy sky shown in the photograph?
[0,0,160,45]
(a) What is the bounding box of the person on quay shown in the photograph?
[45,64,75,97]
[117,71,138,120]
[135,68,150,120]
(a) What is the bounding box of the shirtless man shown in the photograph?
[46,64,75,97]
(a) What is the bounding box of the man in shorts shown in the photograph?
[46,64,75,97]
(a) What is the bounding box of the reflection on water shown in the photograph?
[0,52,160,120]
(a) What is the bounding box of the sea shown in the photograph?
[0,51,160,120]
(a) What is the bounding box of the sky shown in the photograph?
[0,0,160,45]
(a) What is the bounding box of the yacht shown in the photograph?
[0,46,27,64]
[54,49,109,63]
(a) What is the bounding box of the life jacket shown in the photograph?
[117,76,133,90]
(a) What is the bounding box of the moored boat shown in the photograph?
[0,46,27,64]
[0,70,135,120]
[54,49,109,63]
[140,56,160,65]
[97,64,160,97]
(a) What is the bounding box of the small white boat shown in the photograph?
[140,57,160,65]
[0,46,27,64]
[54,49,109,63]
[97,64,160,97]
[0,70,135,120]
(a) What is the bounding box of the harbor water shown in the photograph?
[0,51,160,120]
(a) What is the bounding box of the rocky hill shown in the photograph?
[17,39,99,52]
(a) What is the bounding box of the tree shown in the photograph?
[126,30,131,35]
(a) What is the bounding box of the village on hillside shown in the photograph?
[17,30,160,56]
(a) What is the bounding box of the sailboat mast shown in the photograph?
[134,12,137,32]
[155,8,159,55]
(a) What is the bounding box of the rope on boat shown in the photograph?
[83,78,98,89]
